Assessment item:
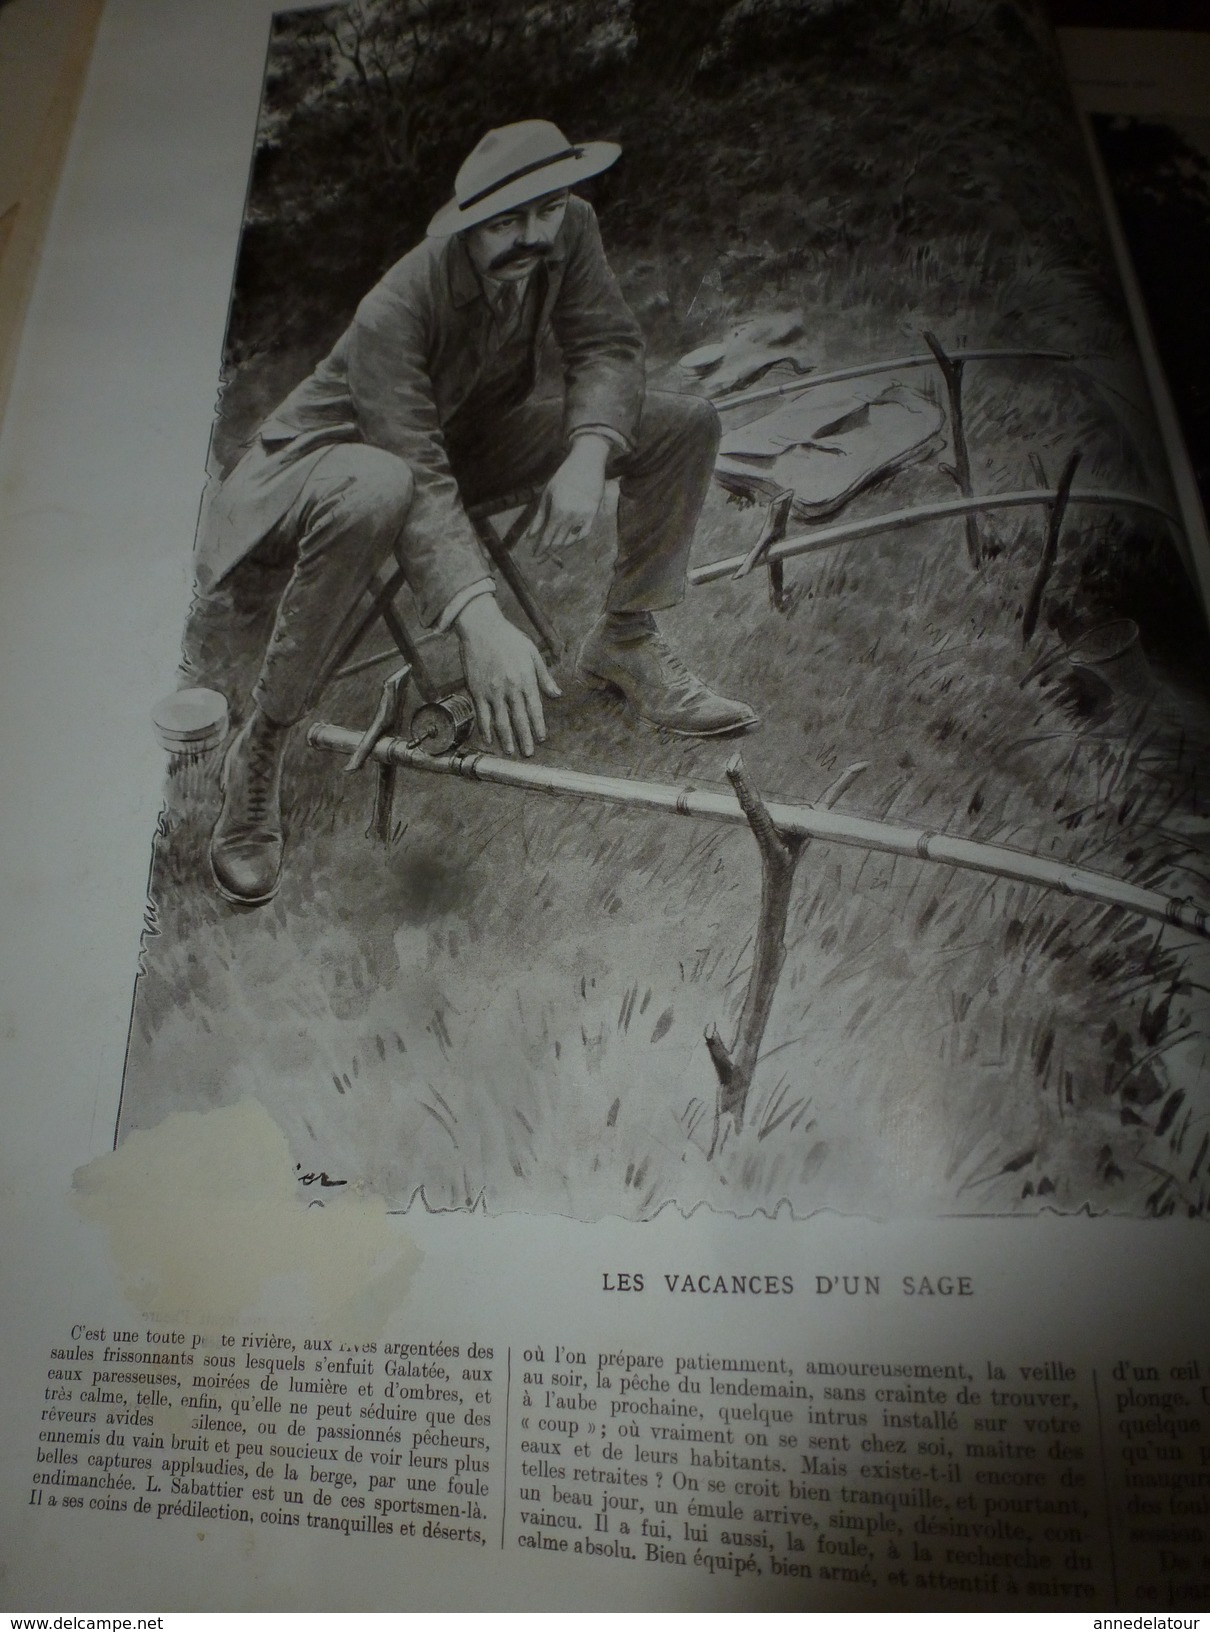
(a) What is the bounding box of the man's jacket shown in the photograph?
[196,196,646,625]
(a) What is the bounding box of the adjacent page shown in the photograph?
[1060,25,1210,607]
[0,0,106,418]
[3,0,1209,1611]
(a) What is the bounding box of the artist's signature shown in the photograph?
[295,1164,347,1188]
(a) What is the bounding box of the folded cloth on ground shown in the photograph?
[715,377,945,519]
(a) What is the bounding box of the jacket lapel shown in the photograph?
[536,235,566,338]
[449,236,494,338]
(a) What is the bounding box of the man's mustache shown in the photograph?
[489,241,553,271]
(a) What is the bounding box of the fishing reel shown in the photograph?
[342,666,474,777]
[406,691,476,755]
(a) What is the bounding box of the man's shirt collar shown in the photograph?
[482,271,530,316]
[446,227,565,309]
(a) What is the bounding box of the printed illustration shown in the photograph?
[119,0,1210,1221]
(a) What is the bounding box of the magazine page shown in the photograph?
[2,0,1209,1612]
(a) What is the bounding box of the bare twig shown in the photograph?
[818,761,870,810]
[922,329,980,566]
[1022,450,1082,646]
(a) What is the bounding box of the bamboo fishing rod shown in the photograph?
[688,487,1182,587]
[306,723,1210,941]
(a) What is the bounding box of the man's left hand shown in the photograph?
[526,434,609,561]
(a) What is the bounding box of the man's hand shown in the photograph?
[455,593,561,757]
[525,434,610,561]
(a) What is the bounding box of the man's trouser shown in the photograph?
[188,389,720,727]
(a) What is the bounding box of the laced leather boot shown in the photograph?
[209,707,288,905]
[577,614,758,737]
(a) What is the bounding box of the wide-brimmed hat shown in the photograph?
[427,120,620,237]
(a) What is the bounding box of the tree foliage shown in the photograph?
[223,0,1097,404]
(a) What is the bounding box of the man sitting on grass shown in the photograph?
[195,118,756,906]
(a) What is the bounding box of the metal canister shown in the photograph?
[408,691,476,755]
[150,687,229,756]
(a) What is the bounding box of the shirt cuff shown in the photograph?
[436,578,495,634]
[571,424,630,454]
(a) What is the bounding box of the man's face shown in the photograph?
[463,189,569,284]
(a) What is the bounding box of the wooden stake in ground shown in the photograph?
[1022,449,1081,645]
[704,755,805,1155]
[701,758,868,1156]
[733,487,795,612]
[923,329,981,567]
[342,665,413,841]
